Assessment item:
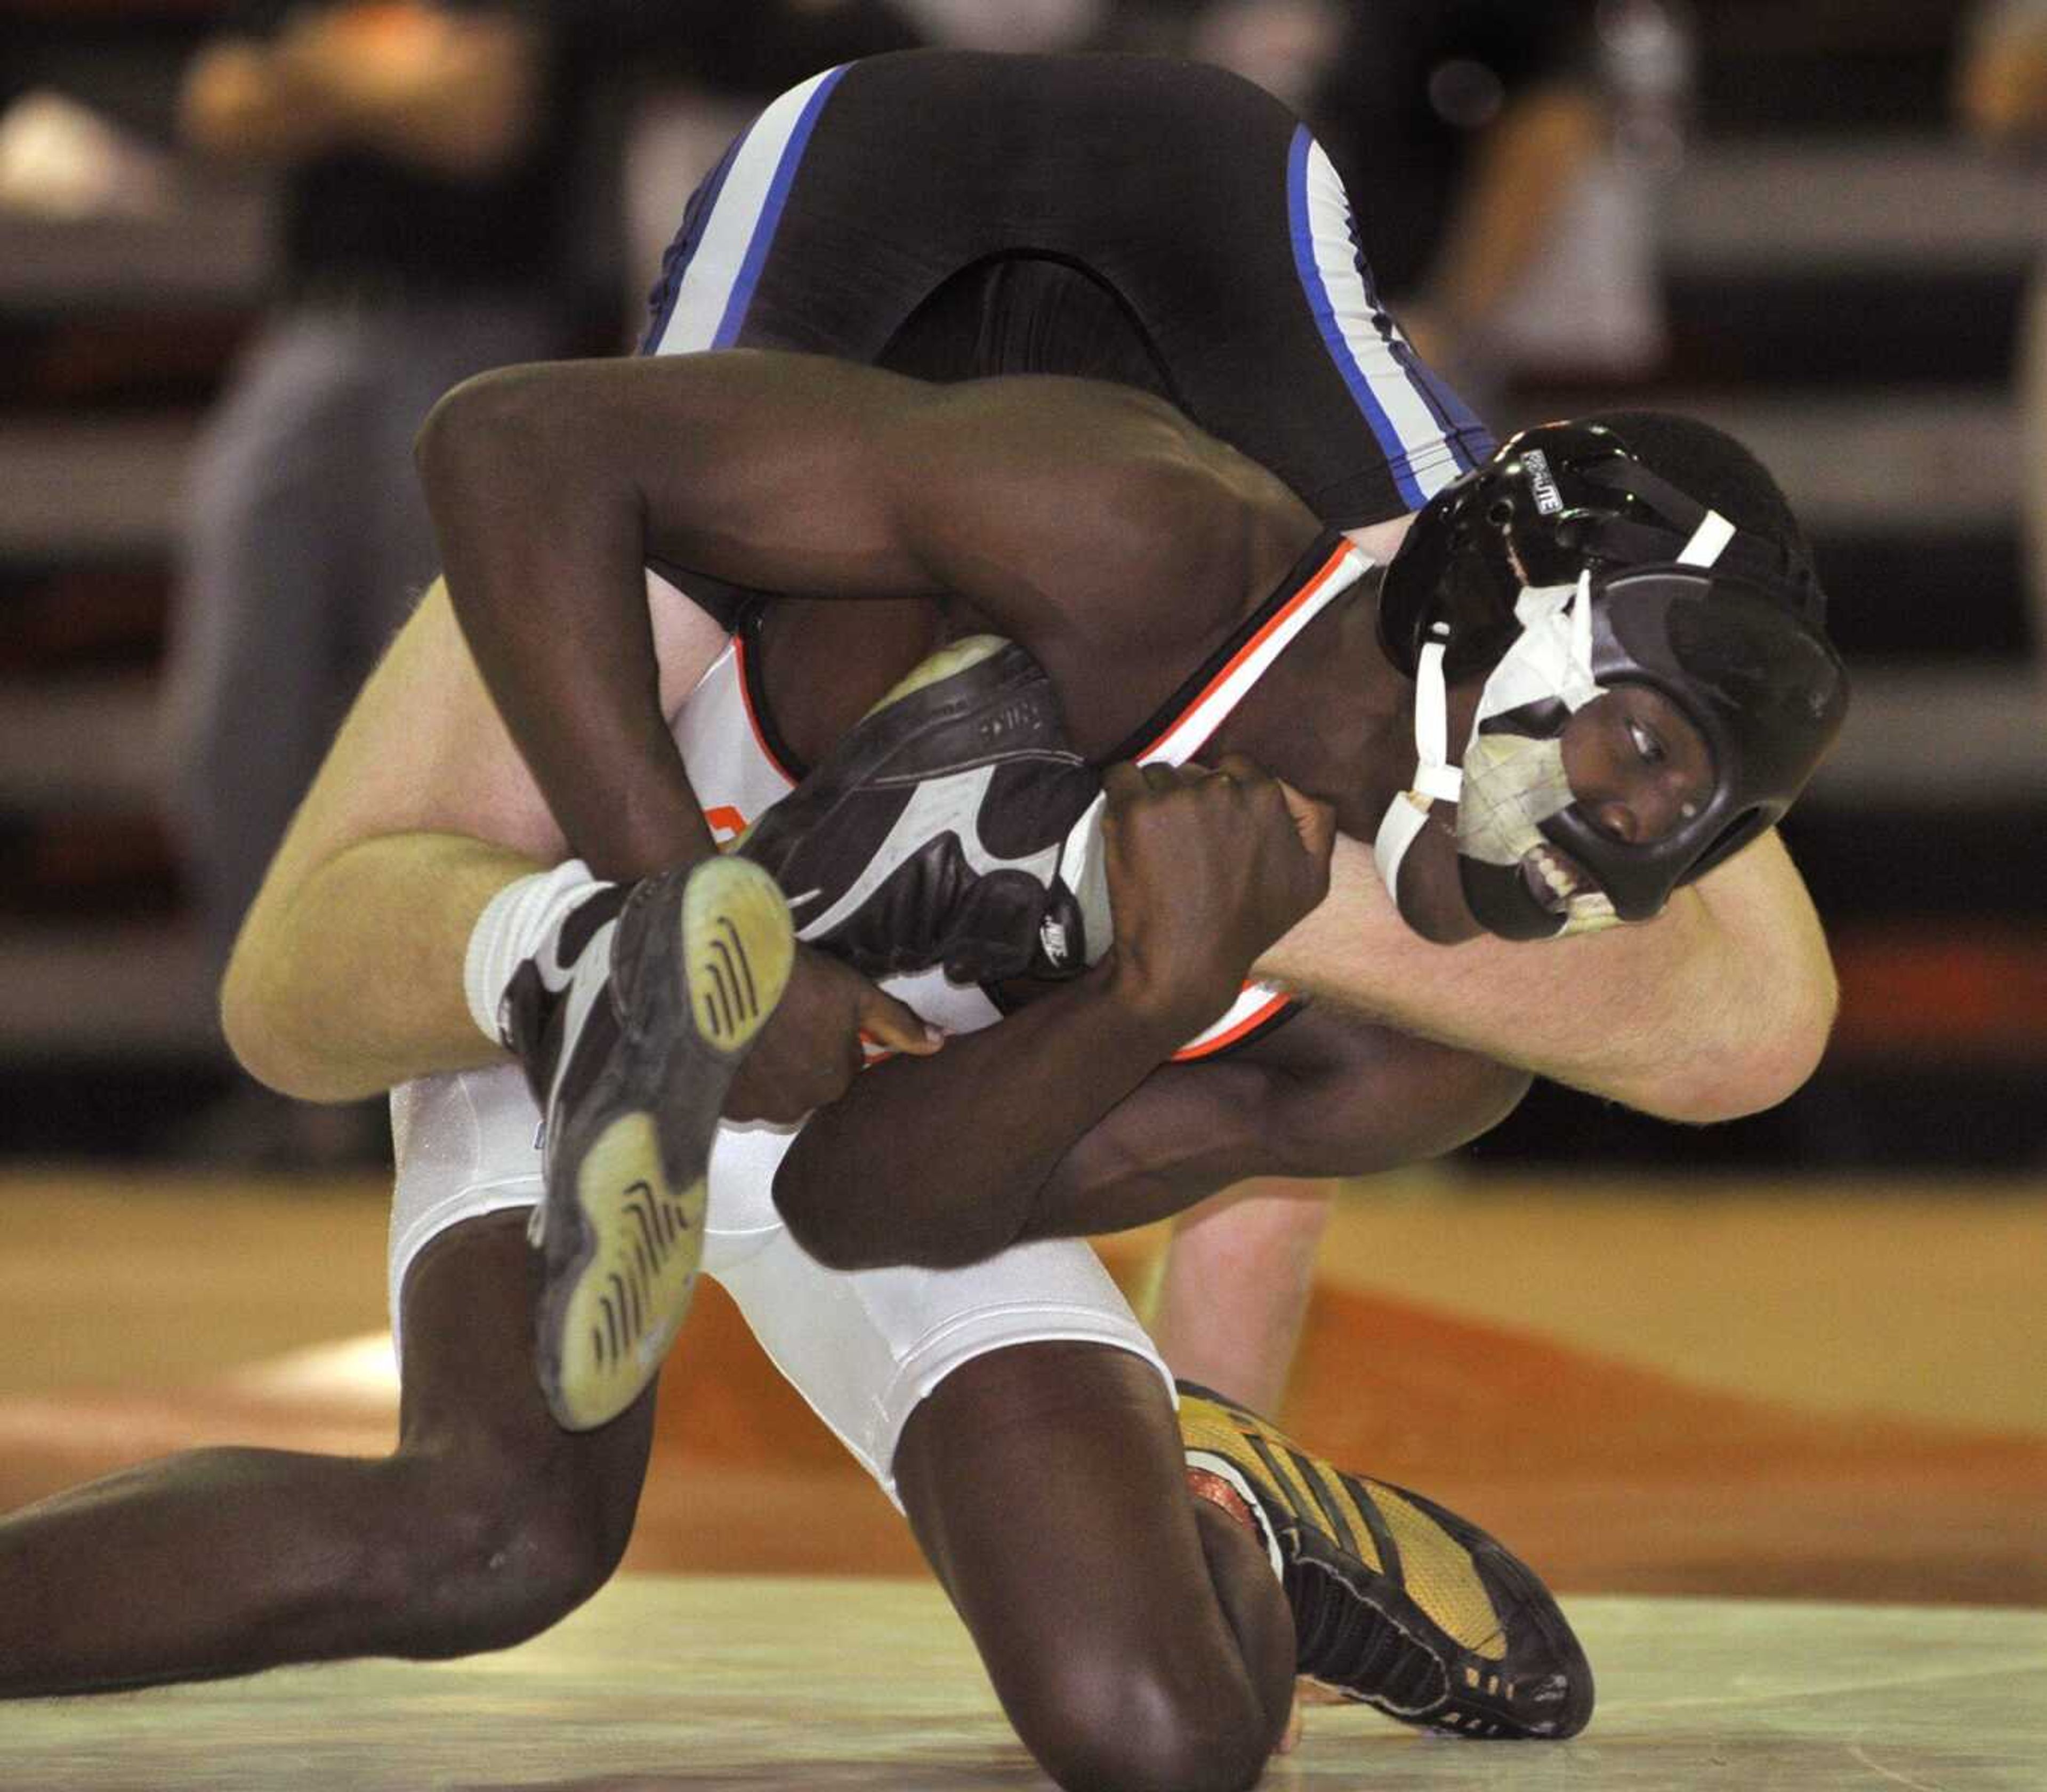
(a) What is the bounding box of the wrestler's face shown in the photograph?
[1558,686,1714,847]
[1389,684,1715,944]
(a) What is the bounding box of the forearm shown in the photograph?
[417,355,1284,872]
[418,363,760,878]
[773,967,1192,1269]
[224,831,533,1100]
[1258,830,1836,1122]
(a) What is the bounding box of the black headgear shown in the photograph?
[1373,420,1850,941]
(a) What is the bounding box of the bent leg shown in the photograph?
[0,1212,654,1696]
[1147,1177,1334,1412]
[894,1343,1293,1792]
[705,1195,1290,1791]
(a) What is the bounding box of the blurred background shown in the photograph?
[1,0,2041,1174]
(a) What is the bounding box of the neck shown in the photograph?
[1204,567,1414,836]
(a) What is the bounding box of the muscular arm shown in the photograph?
[779,986,1525,1272]
[416,351,1311,877]
[773,759,1335,1268]
[1023,1008,1528,1243]
[1259,826,1837,1124]
[775,963,1199,1270]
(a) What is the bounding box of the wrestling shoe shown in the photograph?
[1178,1383,1593,1739]
[518,855,793,1432]
[736,634,1105,985]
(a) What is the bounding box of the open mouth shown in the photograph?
[1520,841,1600,916]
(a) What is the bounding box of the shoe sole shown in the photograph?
[535,857,793,1432]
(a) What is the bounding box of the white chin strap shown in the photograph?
[1371,565,1603,906]
[1371,625,1463,904]
[1373,572,1601,905]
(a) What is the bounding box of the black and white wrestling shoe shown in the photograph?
[736,635,1106,986]
[1179,1383,1594,1740]
[508,856,793,1431]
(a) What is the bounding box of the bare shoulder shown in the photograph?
[915,376,1321,669]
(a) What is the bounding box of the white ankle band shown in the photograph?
[462,859,608,1047]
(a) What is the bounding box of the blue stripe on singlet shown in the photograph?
[708,64,850,351]
[1406,348,1493,467]
[1285,126,1487,508]
[639,131,747,356]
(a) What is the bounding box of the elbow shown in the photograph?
[1293,1047,1533,1176]
[414,366,515,489]
[414,364,559,516]
[770,1152,882,1273]
[1643,955,1841,1126]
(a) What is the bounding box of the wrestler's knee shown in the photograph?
[375,1439,633,1659]
[1001,1638,1274,1792]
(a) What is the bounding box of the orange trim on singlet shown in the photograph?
[1132,536,1357,762]
[1168,987,1294,1063]
[733,631,799,789]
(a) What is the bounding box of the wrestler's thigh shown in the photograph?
[893,1341,1292,1791]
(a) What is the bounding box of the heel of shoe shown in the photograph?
[681,857,794,1057]
[857,633,1012,720]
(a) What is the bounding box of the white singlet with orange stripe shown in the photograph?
[1102,527,1368,1057]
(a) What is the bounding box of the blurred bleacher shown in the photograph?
[0,0,2041,1166]
[1491,0,2047,1170]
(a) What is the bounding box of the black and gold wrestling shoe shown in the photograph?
[521,856,792,1432]
[1178,1382,1593,1740]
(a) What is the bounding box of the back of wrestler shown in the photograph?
[644,47,1490,537]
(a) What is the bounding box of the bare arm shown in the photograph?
[773,760,1335,1268]
[416,351,1311,878]
[1258,826,1837,1124]
[1021,1007,1528,1243]
[785,987,1522,1273]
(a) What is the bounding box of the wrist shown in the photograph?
[1095,950,1235,1050]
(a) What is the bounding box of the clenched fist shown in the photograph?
[1097,754,1334,1036]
